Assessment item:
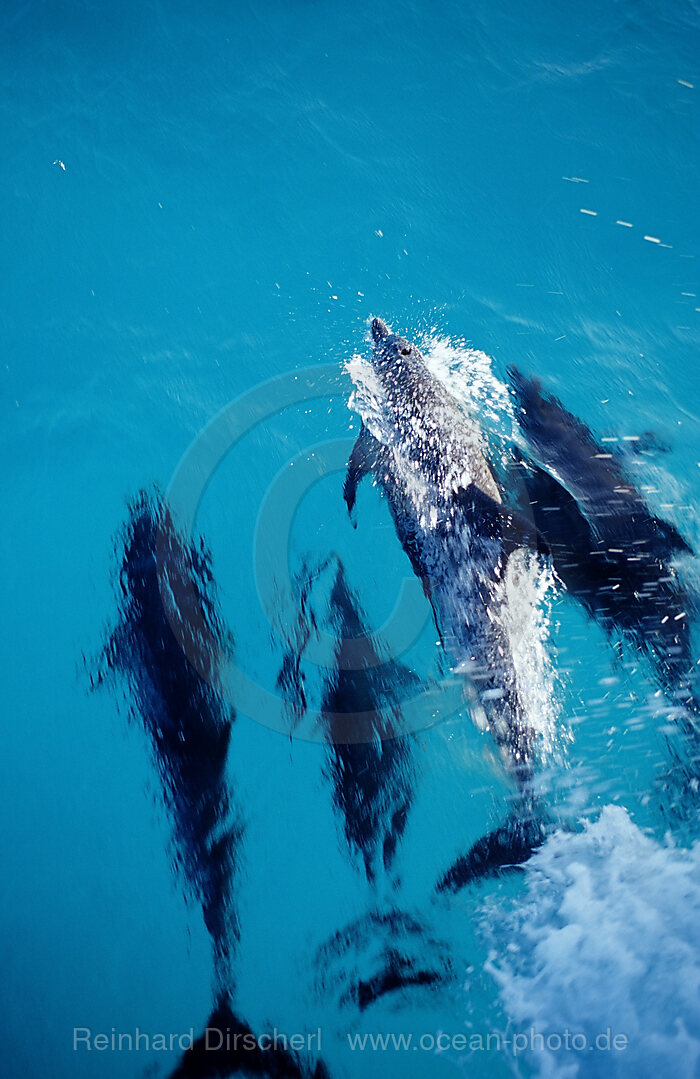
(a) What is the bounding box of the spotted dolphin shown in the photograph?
[345,319,552,786]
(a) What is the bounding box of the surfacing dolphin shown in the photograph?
[344,318,552,789]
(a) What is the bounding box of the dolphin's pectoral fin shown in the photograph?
[455,483,551,559]
[344,425,378,518]
[435,814,548,893]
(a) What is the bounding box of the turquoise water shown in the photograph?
[3,2,700,1077]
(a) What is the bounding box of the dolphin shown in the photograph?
[344,319,551,787]
[508,368,697,712]
[95,489,240,968]
[275,555,419,883]
[317,562,418,883]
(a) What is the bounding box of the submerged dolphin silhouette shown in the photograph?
[345,319,551,786]
[508,368,697,712]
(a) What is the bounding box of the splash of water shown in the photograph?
[484,804,700,1077]
[421,334,520,454]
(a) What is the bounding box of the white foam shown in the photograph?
[484,805,700,1076]
[420,335,519,446]
[497,550,562,758]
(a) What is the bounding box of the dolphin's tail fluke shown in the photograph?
[435,798,553,893]
[169,996,329,1079]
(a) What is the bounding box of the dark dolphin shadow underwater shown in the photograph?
[277,557,420,885]
[508,368,700,777]
[93,490,240,971]
[509,368,696,694]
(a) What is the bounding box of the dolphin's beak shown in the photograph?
[371,317,389,342]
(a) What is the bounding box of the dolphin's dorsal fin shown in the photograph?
[651,516,693,555]
[454,483,551,558]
